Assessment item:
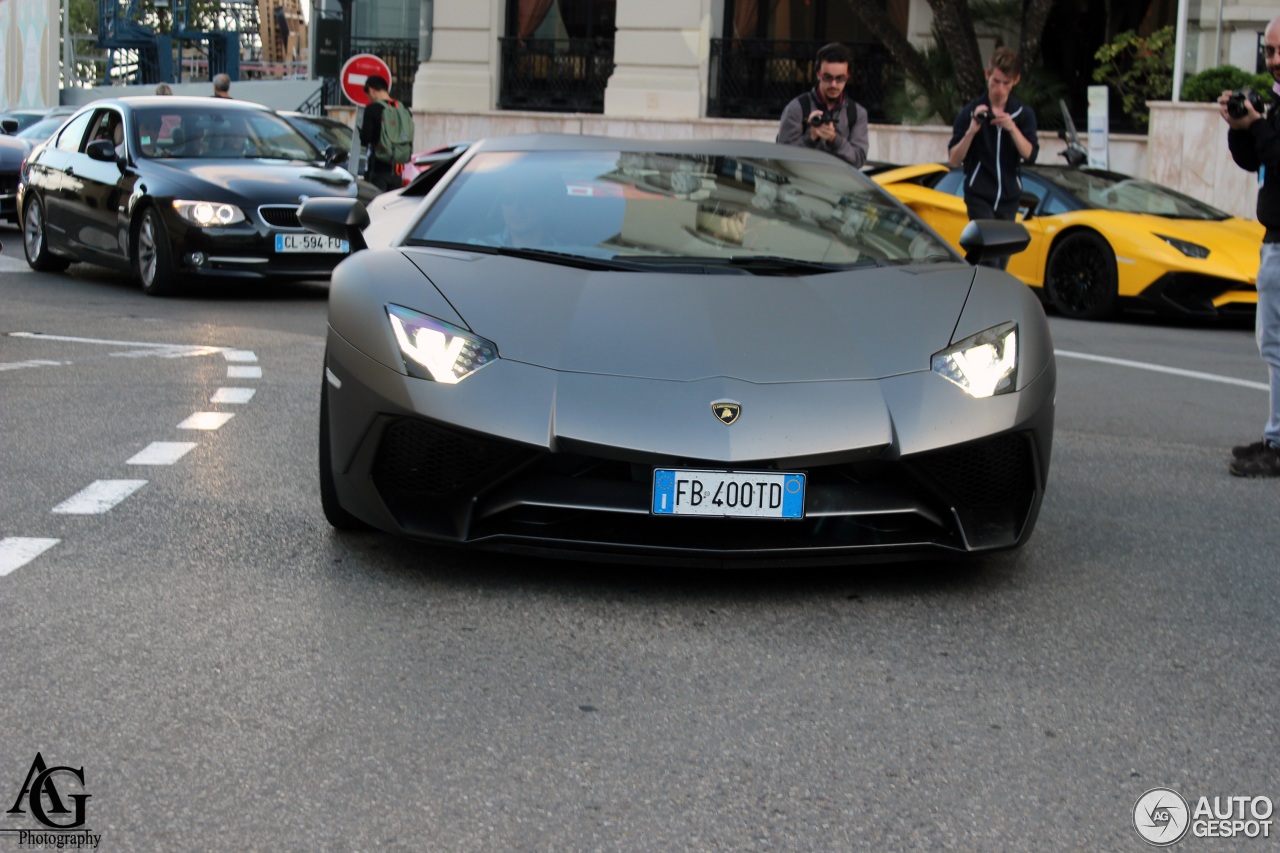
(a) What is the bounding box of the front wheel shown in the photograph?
[23,196,71,272]
[134,206,178,296]
[1044,231,1118,320]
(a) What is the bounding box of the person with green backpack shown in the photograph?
[359,75,414,192]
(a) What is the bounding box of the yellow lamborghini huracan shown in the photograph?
[874,163,1264,320]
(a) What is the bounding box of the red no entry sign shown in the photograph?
[340,54,392,106]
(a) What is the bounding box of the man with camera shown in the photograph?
[776,43,869,169]
[947,47,1038,227]
[1221,14,1280,477]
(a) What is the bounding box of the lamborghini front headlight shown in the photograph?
[931,322,1018,398]
[386,304,499,384]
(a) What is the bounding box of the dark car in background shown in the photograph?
[18,96,370,295]
[278,111,384,201]
[1,108,75,223]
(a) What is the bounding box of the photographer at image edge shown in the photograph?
[947,46,1038,263]
[1220,13,1280,478]
[776,42,869,169]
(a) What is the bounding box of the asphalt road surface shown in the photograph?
[1,241,1276,851]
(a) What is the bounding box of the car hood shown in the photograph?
[402,250,976,382]
[144,159,361,202]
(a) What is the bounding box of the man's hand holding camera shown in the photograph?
[1219,88,1266,130]
[806,110,837,144]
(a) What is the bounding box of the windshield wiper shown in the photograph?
[407,240,647,271]
[727,255,865,273]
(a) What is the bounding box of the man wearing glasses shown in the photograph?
[776,42,869,169]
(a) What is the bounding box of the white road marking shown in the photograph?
[228,365,263,379]
[127,442,198,465]
[210,387,256,404]
[1056,350,1270,392]
[177,412,235,430]
[0,359,67,371]
[222,349,259,362]
[8,332,221,359]
[0,538,60,577]
[52,480,148,515]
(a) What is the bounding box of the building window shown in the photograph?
[498,0,617,113]
[711,0,900,121]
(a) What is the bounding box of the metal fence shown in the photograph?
[497,37,615,113]
[350,37,419,107]
[707,39,897,123]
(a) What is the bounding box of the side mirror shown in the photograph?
[1,118,18,134]
[1017,192,1039,221]
[298,197,370,253]
[86,139,122,165]
[323,144,349,168]
[959,219,1030,265]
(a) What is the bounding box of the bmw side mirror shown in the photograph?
[323,144,349,168]
[1,118,17,134]
[86,139,123,169]
[298,197,369,253]
[959,219,1030,265]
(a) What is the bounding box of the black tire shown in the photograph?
[134,206,178,296]
[1044,231,1118,320]
[319,375,371,531]
[22,195,71,272]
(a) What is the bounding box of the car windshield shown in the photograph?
[407,149,957,270]
[1045,169,1231,220]
[132,107,322,161]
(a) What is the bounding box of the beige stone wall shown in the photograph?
[1147,100,1259,220]
[0,0,59,110]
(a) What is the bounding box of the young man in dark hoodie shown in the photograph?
[947,47,1038,225]
[1221,13,1280,477]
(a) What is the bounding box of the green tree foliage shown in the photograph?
[1092,25,1175,130]
[843,0,1057,126]
[1181,65,1274,103]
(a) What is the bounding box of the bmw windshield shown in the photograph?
[132,107,322,161]
[407,149,957,270]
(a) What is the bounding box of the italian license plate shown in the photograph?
[652,469,805,519]
[274,233,348,253]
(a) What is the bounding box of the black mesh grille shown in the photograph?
[911,433,1037,548]
[915,433,1032,507]
[258,205,301,229]
[371,419,535,501]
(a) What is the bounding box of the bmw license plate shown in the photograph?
[652,469,805,518]
[274,233,348,253]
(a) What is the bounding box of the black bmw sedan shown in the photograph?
[18,96,377,295]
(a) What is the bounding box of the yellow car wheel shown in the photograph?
[1045,231,1118,320]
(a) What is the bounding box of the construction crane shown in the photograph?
[96,0,250,85]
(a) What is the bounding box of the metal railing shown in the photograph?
[350,37,418,107]
[707,39,897,123]
[497,37,614,113]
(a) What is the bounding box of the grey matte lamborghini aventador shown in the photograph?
[301,134,1055,567]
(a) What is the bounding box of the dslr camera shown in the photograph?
[975,108,993,125]
[807,110,836,128]
[1227,87,1265,119]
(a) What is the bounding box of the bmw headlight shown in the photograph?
[1156,234,1209,259]
[931,322,1018,398]
[387,304,498,384]
[172,200,246,227]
